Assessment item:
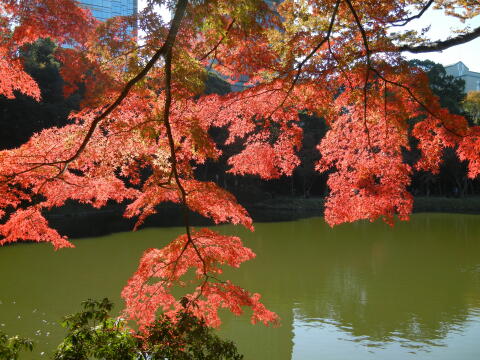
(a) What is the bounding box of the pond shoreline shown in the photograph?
[40,196,480,239]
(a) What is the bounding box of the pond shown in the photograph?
[1,213,479,359]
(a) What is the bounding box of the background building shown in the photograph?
[445,61,480,93]
[78,0,138,22]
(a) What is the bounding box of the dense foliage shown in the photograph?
[1,0,480,335]
[464,91,480,124]
[53,298,243,360]
[1,50,474,200]
[1,299,243,359]
[0,331,33,360]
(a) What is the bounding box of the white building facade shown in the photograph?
[445,61,480,93]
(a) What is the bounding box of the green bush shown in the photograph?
[53,298,243,360]
[1,299,243,359]
[0,331,33,360]
[53,298,138,360]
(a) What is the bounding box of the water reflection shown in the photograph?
[218,214,480,359]
[0,214,479,359]
[292,311,480,360]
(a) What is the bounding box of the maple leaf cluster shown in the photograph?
[1,0,480,331]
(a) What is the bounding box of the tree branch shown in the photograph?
[398,25,480,53]
[199,19,236,61]
[290,0,341,90]
[161,7,207,280]
[344,0,373,148]
[266,0,340,119]
[390,0,435,27]
[369,67,464,138]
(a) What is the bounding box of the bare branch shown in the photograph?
[390,0,435,27]
[398,25,480,53]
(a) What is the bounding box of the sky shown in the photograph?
[402,8,480,72]
[137,0,480,72]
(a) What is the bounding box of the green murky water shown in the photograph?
[1,213,479,359]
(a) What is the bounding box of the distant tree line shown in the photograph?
[1,40,479,201]
[0,39,82,149]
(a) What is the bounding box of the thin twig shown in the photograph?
[390,0,435,27]
[199,19,236,61]
[344,0,373,148]
[369,67,464,138]
[266,0,341,120]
